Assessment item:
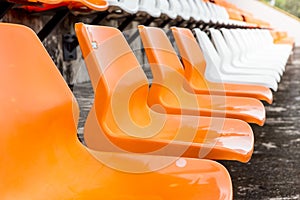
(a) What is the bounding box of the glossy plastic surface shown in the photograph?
[222,29,286,73]
[18,0,108,11]
[169,0,189,20]
[107,0,139,14]
[193,0,210,23]
[138,0,161,18]
[179,0,192,21]
[242,29,291,62]
[209,28,281,82]
[159,0,177,19]
[0,22,233,200]
[75,23,254,162]
[194,28,279,91]
[171,27,273,104]
[138,25,266,126]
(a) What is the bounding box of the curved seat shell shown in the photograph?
[75,23,255,162]
[194,28,279,91]
[18,0,108,11]
[138,26,266,126]
[171,27,273,104]
[0,22,233,200]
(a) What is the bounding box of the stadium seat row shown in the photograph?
[2,0,269,28]
[0,0,294,199]
[0,20,293,199]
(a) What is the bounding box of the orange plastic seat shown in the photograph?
[138,26,266,126]
[75,23,254,162]
[171,27,273,104]
[226,8,244,21]
[0,22,233,199]
[13,0,108,12]
[271,30,295,46]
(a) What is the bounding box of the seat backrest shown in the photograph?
[159,0,177,19]
[0,23,78,171]
[255,29,271,47]
[75,0,108,11]
[107,0,139,14]
[169,0,182,19]
[247,29,262,49]
[229,29,249,53]
[171,27,209,88]
[75,23,149,121]
[260,29,275,45]
[187,0,200,21]
[221,28,242,58]
[171,27,207,75]
[138,0,161,18]
[199,0,212,21]
[215,4,229,22]
[28,0,108,11]
[138,25,186,80]
[209,28,232,64]
[193,28,222,70]
[236,29,254,51]
[178,0,191,21]
[193,0,209,23]
[207,2,218,21]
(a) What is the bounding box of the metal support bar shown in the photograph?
[190,21,204,30]
[185,20,196,29]
[166,19,184,29]
[37,8,69,41]
[177,19,188,27]
[166,29,173,41]
[0,2,14,19]
[159,18,172,28]
[118,14,136,31]
[127,16,154,44]
[90,10,109,25]
[62,34,78,61]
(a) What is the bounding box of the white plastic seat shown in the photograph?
[107,0,139,14]
[194,0,210,23]
[214,5,229,25]
[169,0,185,22]
[235,29,289,62]
[210,3,229,25]
[138,0,161,18]
[178,0,192,21]
[199,0,215,24]
[159,0,177,19]
[255,29,292,57]
[205,2,219,24]
[209,28,281,82]
[221,28,285,74]
[194,28,278,91]
[187,0,201,22]
[213,5,244,27]
[231,29,289,71]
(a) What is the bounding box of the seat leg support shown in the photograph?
[127,16,155,44]
[0,2,14,19]
[90,10,109,25]
[118,14,136,31]
[37,8,69,41]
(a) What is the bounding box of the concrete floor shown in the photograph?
[74,49,300,200]
[221,50,300,200]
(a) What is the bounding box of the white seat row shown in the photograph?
[107,1,293,92]
[106,0,247,28]
[194,28,293,91]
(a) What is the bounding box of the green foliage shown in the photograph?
[275,0,300,17]
[262,0,300,17]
